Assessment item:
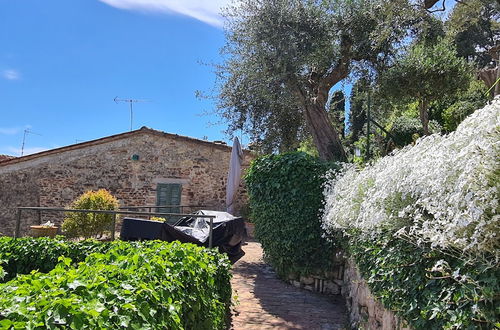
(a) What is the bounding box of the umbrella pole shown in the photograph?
[208,218,213,248]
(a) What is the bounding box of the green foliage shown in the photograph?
[244,152,337,278]
[441,80,489,132]
[345,233,499,329]
[352,134,385,163]
[348,77,368,143]
[328,91,346,139]
[380,38,472,135]
[390,117,442,146]
[0,238,232,329]
[297,137,319,157]
[62,189,119,238]
[446,0,500,68]
[0,236,109,282]
[381,38,471,106]
[215,0,422,157]
[149,216,166,222]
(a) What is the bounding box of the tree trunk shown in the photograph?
[478,67,498,97]
[419,99,430,136]
[303,101,347,162]
[291,36,351,162]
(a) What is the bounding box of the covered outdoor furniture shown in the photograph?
[120,217,164,241]
[120,210,245,262]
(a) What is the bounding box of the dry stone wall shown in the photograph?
[0,130,252,236]
[342,259,411,330]
[288,254,411,330]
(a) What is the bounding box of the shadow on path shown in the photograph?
[231,241,347,330]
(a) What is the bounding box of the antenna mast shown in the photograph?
[114,97,149,131]
[21,129,42,156]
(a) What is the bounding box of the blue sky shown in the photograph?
[0,0,232,156]
[0,0,453,157]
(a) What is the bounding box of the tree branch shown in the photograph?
[424,0,440,9]
[316,36,352,104]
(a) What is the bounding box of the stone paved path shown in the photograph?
[231,241,347,330]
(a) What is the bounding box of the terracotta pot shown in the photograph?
[245,222,255,238]
[30,226,58,238]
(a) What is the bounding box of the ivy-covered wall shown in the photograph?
[245,152,337,278]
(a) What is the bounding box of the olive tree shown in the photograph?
[215,0,421,161]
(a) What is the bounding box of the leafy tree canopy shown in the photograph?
[446,0,500,68]
[380,38,471,134]
[215,0,425,160]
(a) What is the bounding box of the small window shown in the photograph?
[156,183,182,214]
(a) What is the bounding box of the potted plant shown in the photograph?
[30,221,58,238]
[245,220,255,238]
[240,203,255,238]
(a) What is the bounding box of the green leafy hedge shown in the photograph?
[0,239,232,329]
[0,237,110,282]
[346,232,499,329]
[245,152,337,278]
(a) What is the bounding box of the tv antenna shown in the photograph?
[21,129,42,156]
[114,97,150,131]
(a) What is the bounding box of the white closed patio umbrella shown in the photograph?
[226,136,243,215]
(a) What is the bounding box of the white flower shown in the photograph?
[322,99,500,264]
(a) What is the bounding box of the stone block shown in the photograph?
[381,310,395,330]
[333,279,344,286]
[304,285,314,291]
[300,276,315,285]
[323,280,340,295]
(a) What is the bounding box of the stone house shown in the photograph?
[0,127,253,236]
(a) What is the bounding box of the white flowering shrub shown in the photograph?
[322,99,499,263]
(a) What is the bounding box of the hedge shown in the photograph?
[0,237,110,282]
[346,232,499,329]
[245,152,337,278]
[0,238,232,329]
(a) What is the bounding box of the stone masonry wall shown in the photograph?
[342,259,411,330]
[287,254,411,330]
[0,131,253,236]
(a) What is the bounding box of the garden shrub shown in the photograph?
[62,189,119,238]
[322,100,500,328]
[0,239,232,329]
[441,80,489,132]
[346,233,499,329]
[0,236,109,282]
[390,116,441,146]
[323,100,500,263]
[245,152,337,278]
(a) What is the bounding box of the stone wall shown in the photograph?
[342,259,411,330]
[287,254,411,330]
[0,129,253,236]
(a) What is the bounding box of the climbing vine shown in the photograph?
[245,152,338,278]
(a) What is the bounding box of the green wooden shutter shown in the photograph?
[156,183,182,214]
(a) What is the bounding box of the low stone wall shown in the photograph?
[287,254,411,330]
[287,251,345,296]
[343,259,411,330]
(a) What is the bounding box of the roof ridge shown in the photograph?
[0,128,245,167]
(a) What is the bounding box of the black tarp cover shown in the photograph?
[120,211,245,263]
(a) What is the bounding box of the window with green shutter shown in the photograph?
[156,183,182,215]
